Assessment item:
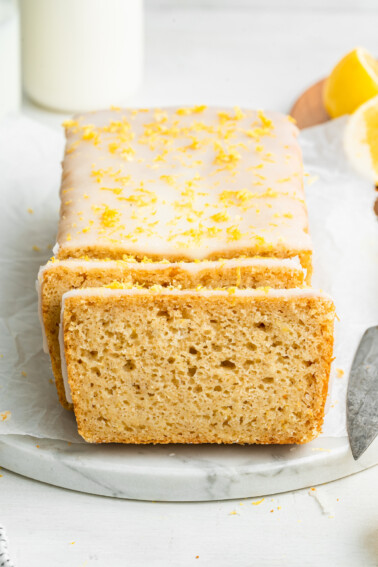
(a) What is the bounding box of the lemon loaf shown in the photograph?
[38,257,305,408]
[60,287,335,444]
[55,106,312,278]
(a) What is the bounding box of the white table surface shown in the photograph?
[2,3,378,566]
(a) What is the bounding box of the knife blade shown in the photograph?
[347,326,378,460]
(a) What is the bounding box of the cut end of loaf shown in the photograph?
[62,289,335,444]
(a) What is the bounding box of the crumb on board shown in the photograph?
[336,368,344,378]
[1,411,11,421]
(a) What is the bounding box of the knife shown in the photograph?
[347,326,378,460]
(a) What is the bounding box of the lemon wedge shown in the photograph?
[344,94,378,183]
[323,47,378,118]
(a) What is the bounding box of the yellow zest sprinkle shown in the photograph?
[91,167,108,183]
[66,234,71,242]
[114,174,132,185]
[236,266,241,287]
[1,411,11,421]
[226,226,242,241]
[121,147,136,161]
[210,211,230,223]
[219,188,278,207]
[82,124,100,145]
[100,187,123,195]
[218,107,245,123]
[62,119,79,129]
[252,498,265,506]
[176,105,207,115]
[186,137,201,151]
[100,206,121,228]
[258,110,273,129]
[32,245,40,252]
[214,142,241,168]
[27,208,34,214]
[104,281,125,289]
[118,188,157,208]
[108,142,119,153]
[246,125,274,140]
[253,235,267,247]
[160,175,176,186]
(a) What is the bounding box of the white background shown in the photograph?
[2,1,378,566]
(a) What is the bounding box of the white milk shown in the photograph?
[0,0,21,120]
[19,0,143,112]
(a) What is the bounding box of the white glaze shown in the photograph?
[35,274,49,354]
[61,285,332,301]
[56,107,312,260]
[58,302,73,404]
[39,255,303,274]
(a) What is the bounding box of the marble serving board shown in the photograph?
[1,434,377,501]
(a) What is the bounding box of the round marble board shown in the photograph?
[1,434,377,501]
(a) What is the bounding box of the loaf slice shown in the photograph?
[38,257,305,408]
[61,287,335,444]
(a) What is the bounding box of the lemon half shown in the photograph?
[323,47,378,118]
[344,94,378,183]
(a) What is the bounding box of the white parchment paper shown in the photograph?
[0,115,377,443]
